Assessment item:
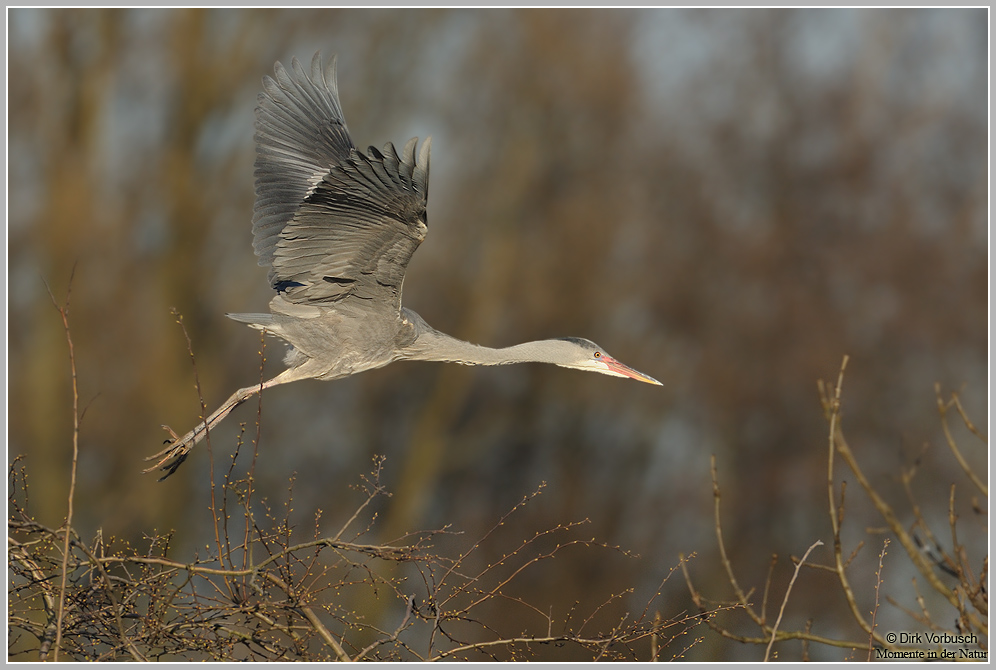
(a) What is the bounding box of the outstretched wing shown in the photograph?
[252,52,431,309]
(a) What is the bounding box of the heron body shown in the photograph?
[226,296,418,380]
[148,53,660,479]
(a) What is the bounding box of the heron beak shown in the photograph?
[603,356,662,386]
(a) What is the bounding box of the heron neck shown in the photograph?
[404,325,564,367]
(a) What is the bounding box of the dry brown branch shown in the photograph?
[42,272,87,662]
[866,539,889,661]
[936,384,987,497]
[818,357,889,647]
[683,357,987,660]
[708,455,764,627]
[764,539,823,661]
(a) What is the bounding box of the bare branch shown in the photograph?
[764,539,823,661]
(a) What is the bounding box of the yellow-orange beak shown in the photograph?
[602,356,662,386]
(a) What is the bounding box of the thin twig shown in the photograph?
[709,455,764,625]
[866,538,889,661]
[760,553,777,625]
[764,539,822,661]
[352,595,416,661]
[44,272,80,664]
[9,541,59,660]
[833,421,958,610]
[243,329,268,576]
[264,572,351,661]
[820,356,896,646]
[171,310,225,566]
[935,385,986,496]
[300,605,352,662]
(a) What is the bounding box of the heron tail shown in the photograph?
[225,312,274,330]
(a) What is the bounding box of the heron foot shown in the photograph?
[143,425,199,480]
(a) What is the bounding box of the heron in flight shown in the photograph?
[147,53,660,479]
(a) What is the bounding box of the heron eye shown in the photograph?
[594,351,601,358]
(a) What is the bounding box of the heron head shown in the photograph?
[554,337,661,385]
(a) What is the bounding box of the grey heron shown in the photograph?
[147,53,660,479]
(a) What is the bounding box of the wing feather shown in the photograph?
[251,52,430,307]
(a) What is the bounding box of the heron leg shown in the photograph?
[145,363,323,479]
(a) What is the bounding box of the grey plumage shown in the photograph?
[147,52,660,480]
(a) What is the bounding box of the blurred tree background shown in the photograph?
[7,8,987,661]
